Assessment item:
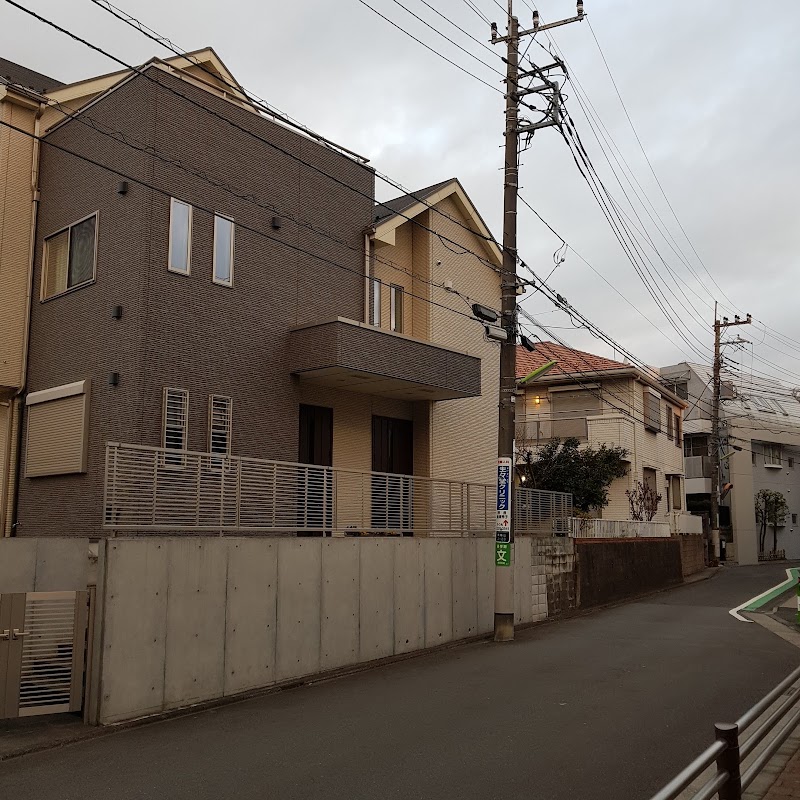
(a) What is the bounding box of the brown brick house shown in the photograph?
[1,50,501,538]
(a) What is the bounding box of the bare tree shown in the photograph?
[755,489,788,555]
[626,481,662,522]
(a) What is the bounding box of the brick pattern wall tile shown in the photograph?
[17,67,374,537]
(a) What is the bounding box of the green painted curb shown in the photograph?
[744,568,800,612]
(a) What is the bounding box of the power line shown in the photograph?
[385,0,504,74]
[10,0,508,282]
[584,18,736,309]
[0,117,489,329]
[35,89,500,316]
[459,0,492,26]
[356,0,505,93]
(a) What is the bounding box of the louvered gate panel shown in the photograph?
[0,591,89,719]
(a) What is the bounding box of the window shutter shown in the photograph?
[551,390,601,439]
[25,381,90,477]
[644,389,661,432]
[209,396,232,456]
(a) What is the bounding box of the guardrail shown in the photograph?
[567,518,672,538]
[648,663,800,800]
[103,443,572,537]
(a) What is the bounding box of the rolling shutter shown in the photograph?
[25,381,90,477]
[550,390,601,439]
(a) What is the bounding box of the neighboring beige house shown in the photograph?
[516,341,691,531]
[0,60,64,535]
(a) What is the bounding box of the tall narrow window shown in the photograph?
[372,279,381,327]
[209,395,232,457]
[213,214,234,286]
[168,199,192,274]
[163,388,189,465]
[674,412,681,447]
[666,408,674,439]
[390,285,404,333]
[42,214,98,300]
[670,475,682,510]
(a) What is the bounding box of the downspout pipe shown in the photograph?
[364,231,372,324]
[7,103,43,536]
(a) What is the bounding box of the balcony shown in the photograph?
[289,318,481,401]
[685,455,712,495]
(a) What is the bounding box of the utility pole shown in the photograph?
[489,2,586,643]
[710,302,751,561]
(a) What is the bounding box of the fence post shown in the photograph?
[715,722,742,800]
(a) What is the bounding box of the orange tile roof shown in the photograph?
[516,341,630,380]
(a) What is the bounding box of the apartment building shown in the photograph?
[517,342,687,526]
[0,50,501,538]
[662,362,800,563]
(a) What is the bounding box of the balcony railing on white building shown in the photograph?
[103,443,573,537]
[566,518,672,538]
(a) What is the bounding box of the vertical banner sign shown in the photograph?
[496,456,512,566]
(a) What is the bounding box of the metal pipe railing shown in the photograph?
[648,663,800,800]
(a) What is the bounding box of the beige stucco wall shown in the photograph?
[0,96,37,391]
[297,382,413,473]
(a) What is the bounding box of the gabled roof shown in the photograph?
[371,177,503,268]
[373,179,453,224]
[516,341,629,379]
[0,57,63,93]
[46,47,246,105]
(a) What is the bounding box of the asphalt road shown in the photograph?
[1,564,798,800]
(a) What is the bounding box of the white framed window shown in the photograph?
[168,198,192,274]
[209,395,232,457]
[213,214,234,286]
[41,213,98,300]
[163,388,189,465]
[372,279,381,327]
[764,442,782,467]
[390,284,404,333]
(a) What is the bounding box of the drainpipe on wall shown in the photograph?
[6,105,43,537]
[363,232,372,324]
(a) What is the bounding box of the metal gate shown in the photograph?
[0,591,89,719]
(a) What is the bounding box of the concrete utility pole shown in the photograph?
[710,303,751,560]
[489,2,585,643]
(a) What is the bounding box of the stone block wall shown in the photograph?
[530,537,578,621]
[679,534,706,577]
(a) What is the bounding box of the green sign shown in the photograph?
[495,542,511,567]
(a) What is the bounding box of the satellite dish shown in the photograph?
[793,388,800,402]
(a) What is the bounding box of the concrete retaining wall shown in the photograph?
[95,536,537,724]
[0,537,90,592]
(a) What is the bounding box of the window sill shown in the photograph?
[764,464,783,469]
[40,278,96,303]
[167,266,191,276]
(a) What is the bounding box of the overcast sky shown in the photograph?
[2,0,799,382]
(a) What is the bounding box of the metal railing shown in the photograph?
[515,487,572,535]
[649,663,800,800]
[567,518,672,538]
[104,443,573,537]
